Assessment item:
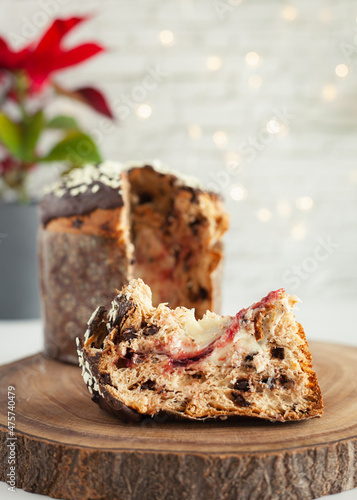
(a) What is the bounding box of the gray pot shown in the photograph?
[0,202,40,319]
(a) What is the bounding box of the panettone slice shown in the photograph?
[128,163,229,318]
[77,279,323,423]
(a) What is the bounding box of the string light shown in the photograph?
[206,56,222,71]
[318,8,332,23]
[349,169,357,183]
[291,223,306,240]
[230,184,247,201]
[225,151,241,164]
[245,51,260,67]
[213,130,228,148]
[321,84,337,102]
[248,75,262,89]
[276,199,292,218]
[225,152,241,174]
[257,208,272,222]
[136,103,152,119]
[335,64,349,78]
[277,125,289,138]
[266,119,281,134]
[188,124,202,140]
[296,196,313,211]
[282,6,298,21]
[159,30,175,46]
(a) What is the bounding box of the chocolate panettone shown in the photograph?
[77,279,323,422]
[39,161,229,363]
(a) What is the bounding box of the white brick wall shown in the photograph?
[1,0,357,314]
[1,6,357,499]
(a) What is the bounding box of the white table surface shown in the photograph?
[0,316,356,500]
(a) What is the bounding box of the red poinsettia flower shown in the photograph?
[0,15,114,202]
[0,17,104,91]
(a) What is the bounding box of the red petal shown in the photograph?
[34,17,86,56]
[0,36,29,70]
[24,17,93,85]
[27,43,104,85]
[0,17,105,90]
[0,37,9,52]
[52,43,104,70]
[0,37,13,66]
[73,86,114,119]
[0,155,17,174]
[7,89,19,102]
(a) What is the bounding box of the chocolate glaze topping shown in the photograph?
[39,160,222,226]
[40,181,124,225]
[39,162,124,226]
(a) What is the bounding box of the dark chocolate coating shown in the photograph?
[39,181,124,225]
[81,346,142,424]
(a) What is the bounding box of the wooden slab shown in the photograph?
[0,341,356,500]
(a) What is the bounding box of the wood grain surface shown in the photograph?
[0,341,356,500]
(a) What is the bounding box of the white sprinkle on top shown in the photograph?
[43,159,215,199]
[43,161,123,199]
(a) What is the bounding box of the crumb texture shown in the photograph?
[129,165,229,317]
[78,279,323,422]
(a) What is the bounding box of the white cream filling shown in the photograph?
[176,295,293,368]
[182,309,229,349]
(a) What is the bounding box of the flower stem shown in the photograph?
[18,172,29,204]
[15,73,31,203]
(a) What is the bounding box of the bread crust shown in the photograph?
[39,225,131,363]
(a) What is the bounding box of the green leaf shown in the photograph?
[47,115,79,130]
[0,113,22,159]
[39,132,102,165]
[22,111,44,162]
